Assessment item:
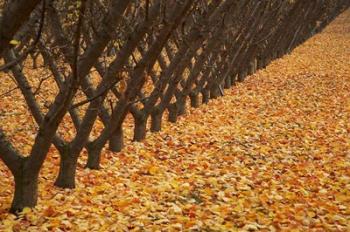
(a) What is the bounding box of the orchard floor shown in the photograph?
[1,10,350,232]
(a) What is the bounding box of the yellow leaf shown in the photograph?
[112,199,132,209]
[170,180,180,190]
[307,211,316,218]
[9,40,20,46]
[2,219,15,227]
[22,207,32,214]
[148,165,160,175]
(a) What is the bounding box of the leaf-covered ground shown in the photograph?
[1,10,350,232]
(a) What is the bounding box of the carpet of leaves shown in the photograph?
[0,10,350,232]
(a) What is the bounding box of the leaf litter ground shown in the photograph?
[0,9,350,232]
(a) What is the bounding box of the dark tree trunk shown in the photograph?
[150,110,163,132]
[54,149,78,189]
[86,145,101,170]
[177,97,187,116]
[133,116,147,142]
[11,172,38,214]
[109,126,124,152]
[168,104,178,123]
[265,56,270,67]
[224,76,232,89]
[260,58,265,69]
[277,49,284,58]
[249,58,257,75]
[210,84,221,99]
[238,69,247,82]
[189,93,200,108]
[231,74,237,85]
[272,51,277,60]
[265,55,271,67]
[257,57,264,70]
[202,89,210,104]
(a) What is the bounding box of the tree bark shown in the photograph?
[231,74,237,85]
[177,96,187,116]
[257,57,264,70]
[202,89,210,104]
[224,76,232,89]
[210,84,221,99]
[189,93,200,108]
[249,58,257,75]
[10,167,38,214]
[150,110,163,132]
[86,145,102,170]
[168,104,178,123]
[133,116,147,142]
[54,147,77,189]
[238,69,247,82]
[109,126,124,152]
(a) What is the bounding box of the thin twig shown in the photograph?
[0,86,20,98]
[33,75,50,95]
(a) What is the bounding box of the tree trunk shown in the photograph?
[133,116,147,141]
[86,145,101,170]
[189,93,200,108]
[168,104,178,123]
[109,126,124,152]
[273,51,278,60]
[231,74,237,85]
[150,110,163,132]
[177,97,187,116]
[238,69,247,82]
[260,58,265,69]
[265,55,271,66]
[249,58,257,75]
[224,76,232,89]
[10,172,38,214]
[210,84,221,99]
[54,149,78,189]
[257,57,263,70]
[202,89,210,104]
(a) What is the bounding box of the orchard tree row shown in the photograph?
[0,0,349,214]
